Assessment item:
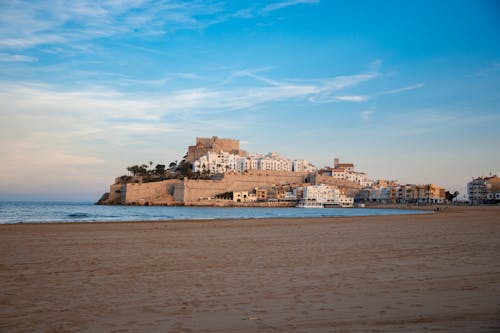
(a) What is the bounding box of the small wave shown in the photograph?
[67,213,90,218]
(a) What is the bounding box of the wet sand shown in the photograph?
[1,206,500,332]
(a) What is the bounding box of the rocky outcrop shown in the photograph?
[96,192,110,205]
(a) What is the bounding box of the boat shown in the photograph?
[296,199,324,208]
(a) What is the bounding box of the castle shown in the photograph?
[186,136,245,163]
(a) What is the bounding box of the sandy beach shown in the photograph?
[1,206,499,332]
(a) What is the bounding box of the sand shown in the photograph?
[1,206,499,332]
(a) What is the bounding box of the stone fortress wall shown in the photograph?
[103,171,362,206]
[106,179,181,205]
[124,179,181,205]
[177,170,311,203]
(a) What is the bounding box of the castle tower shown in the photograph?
[334,158,339,169]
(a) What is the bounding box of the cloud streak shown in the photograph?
[374,83,424,97]
[360,109,374,121]
[335,95,368,102]
[0,0,320,51]
[263,0,319,12]
[0,53,38,62]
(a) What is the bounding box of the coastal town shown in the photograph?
[98,136,499,207]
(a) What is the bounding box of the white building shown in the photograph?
[330,168,373,187]
[467,176,500,204]
[339,193,354,207]
[194,151,316,174]
[293,159,317,172]
[301,184,340,206]
[257,152,292,172]
[236,157,259,173]
[192,151,238,174]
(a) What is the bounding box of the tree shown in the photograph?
[155,164,166,175]
[176,160,193,177]
[445,190,459,203]
[127,165,141,176]
[169,161,177,169]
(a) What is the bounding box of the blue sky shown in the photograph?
[0,0,499,201]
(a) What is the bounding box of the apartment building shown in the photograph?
[468,176,500,204]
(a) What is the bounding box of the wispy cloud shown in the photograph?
[307,73,378,103]
[0,1,323,51]
[336,95,368,102]
[263,0,319,12]
[314,82,423,104]
[0,0,318,52]
[475,62,500,77]
[0,64,380,128]
[360,109,374,121]
[0,53,38,62]
[116,72,199,87]
[0,1,227,49]
[374,83,424,97]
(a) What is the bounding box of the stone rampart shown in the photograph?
[123,179,182,205]
[180,171,311,203]
[103,171,361,205]
[106,183,126,204]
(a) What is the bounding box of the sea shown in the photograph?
[0,201,430,224]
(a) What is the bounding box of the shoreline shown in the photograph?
[0,206,434,226]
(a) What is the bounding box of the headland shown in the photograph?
[97,136,451,208]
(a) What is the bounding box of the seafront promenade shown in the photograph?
[1,206,499,332]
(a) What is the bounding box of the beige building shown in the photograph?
[233,191,257,203]
[362,183,445,204]
[256,189,268,201]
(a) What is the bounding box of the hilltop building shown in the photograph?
[293,159,317,172]
[192,151,315,174]
[467,175,500,204]
[186,136,246,163]
[334,158,354,172]
[192,151,239,174]
[319,158,373,187]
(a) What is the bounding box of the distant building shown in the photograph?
[233,191,257,203]
[192,151,238,174]
[293,159,317,172]
[301,184,340,206]
[339,192,354,207]
[258,152,293,172]
[193,151,312,174]
[359,183,445,204]
[467,175,500,204]
[186,136,245,163]
[320,158,373,187]
[256,189,268,201]
[334,157,354,172]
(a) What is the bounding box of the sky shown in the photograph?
[0,0,499,201]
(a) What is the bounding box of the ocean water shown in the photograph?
[0,201,430,224]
